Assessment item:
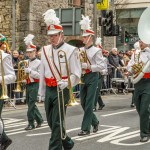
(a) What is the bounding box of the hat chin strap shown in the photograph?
[85,35,92,45]
[56,32,62,46]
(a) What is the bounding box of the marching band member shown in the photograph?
[0,34,10,54]
[127,40,150,142]
[78,15,106,136]
[0,39,16,149]
[39,9,81,150]
[24,34,43,130]
[93,37,106,111]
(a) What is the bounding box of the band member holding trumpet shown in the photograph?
[0,41,16,149]
[78,15,106,136]
[127,40,150,142]
[24,34,43,130]
[39,9,81,150]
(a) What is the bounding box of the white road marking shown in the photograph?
[26,127,81,137]
[111,133,150,146]
[72,126,121,140]
[101,109,136,117]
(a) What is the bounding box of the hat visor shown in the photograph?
[82,33,94,37]
[47,30,61,35]
[26,48,35,52]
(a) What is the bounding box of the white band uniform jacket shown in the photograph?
[39,43,81,98]
[80,46,106,73]
[26,58,41,83]
[0,51,16,84]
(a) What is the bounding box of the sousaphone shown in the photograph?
[132,7,150,84]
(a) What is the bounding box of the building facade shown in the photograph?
[115,0,150,50]
[1,0,102,51]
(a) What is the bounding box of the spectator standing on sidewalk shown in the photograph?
[108,48,124,78]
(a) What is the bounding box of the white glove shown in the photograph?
[81,63,88,69]
[58,80,68,90]
[24,67,31,73]
[101,70,108,75]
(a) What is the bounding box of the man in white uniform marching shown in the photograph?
[0,44,16,149]
[24,34,43,130]
[127,40,150,142]
[39,9,81,150]
[78,15,106,136]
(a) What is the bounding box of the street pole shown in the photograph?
[12,0,16,50]
[93,0,97,42]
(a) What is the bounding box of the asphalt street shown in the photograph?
[2,93,150,150]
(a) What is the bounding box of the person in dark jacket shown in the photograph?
[108,48,124,78]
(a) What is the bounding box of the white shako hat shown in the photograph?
[79,15,94,37]
[43,9,63,35]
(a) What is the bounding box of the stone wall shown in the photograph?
[26,0,68,47]
[0,0,12,46]
[0,0,114,50]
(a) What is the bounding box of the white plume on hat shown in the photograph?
[134,41,140,50]
[95,37,102,46]
[43,9,60,27]
[24,34,34,46]
[79,15,91,30]
[24,34,36,51]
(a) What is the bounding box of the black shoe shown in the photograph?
[1,138,12,150]
[130,103,135,108]
[78,130,90,136]
[93,121,99,133]
[36,120,44,128]
[140,137,149,142]
[98,104,105,110]
[93,108,97,112]
[25,125,35,130]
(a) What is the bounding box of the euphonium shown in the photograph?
[0,51,9,100]
[13,60,28,93]
[132,7,150,84]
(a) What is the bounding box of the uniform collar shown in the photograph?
[53,42,64,49]
[85,44,93,50]
[29,57,36,62]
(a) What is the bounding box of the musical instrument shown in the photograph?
[132,7,150,84]
[57,50,79,139]
[0,51,9,100]
[13,60,28,93]
[78,50,87,84]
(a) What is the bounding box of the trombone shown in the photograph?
[0,50,9,100]
[57,50,79,140]
[58,50,79,106]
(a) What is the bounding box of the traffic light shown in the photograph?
[125,31,129,43]
[112,25,120,36]
[120,30,125,43]
[101,10,113,36]
[120,30,130,43]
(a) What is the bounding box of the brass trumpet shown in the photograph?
[0,51,9,100]
[13,60,28,93]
